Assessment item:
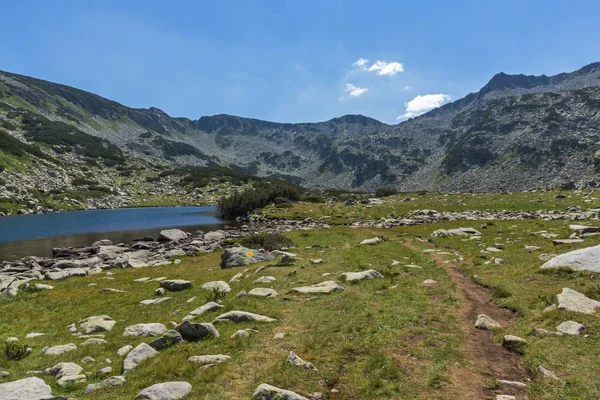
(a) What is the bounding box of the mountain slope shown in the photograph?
[1,62,600,197]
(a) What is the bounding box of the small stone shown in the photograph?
[310,259,324,264]
[149,330,184,350]
[81,356,96,364]
[97,366,112,376]
[122,343,159,373]
[496,396,516,400]
[213,310,276,323]
[78,315,115,334]
[123,323,167,337]
[0,371,8,378]
[556,321,585,335]
[538,365,560,380]
[248,288,279,298]
[359,237,383,245]
[287,351,318,371]
[188,354,231,368]
[57,374,87,387]
[117,345,133,357]
[290,281,344,294]
[253,276,277,284]
[25,332,46,339]
[155,287,166,296]
[474,314,502,330]
[160,280,192,292]
[543,304,557,313]
[201,280,231,293]
[176,321,220,341]
[274,333,286,339]
[85,375,126,393]
[496,380,527,389]
[252,383,308,400]
[421,279,438,287]
[341,269,384,282]
[231,329,250,339]
[182,302,224,321]
[42,343,77,356]
[81,338,107,346]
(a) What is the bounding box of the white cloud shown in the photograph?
[344,83,369,97]
[398,94,451,119]
[368,61,404,76]
[353,58,369,70]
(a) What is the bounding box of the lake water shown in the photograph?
[0,206,229,261]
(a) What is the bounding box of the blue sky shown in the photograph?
[1,1,599,124]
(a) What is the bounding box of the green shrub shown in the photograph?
[72,177,99,186]
[302,195,326,203]
[4,340,29,360]
[238,232,294,251]
[205,288,227,303]
[375,187,397,197]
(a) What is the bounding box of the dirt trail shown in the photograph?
[405,240,528,400]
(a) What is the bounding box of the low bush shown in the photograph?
[238,232,294,251]
[217,181,302,219]
[375,187,398,197]
[5,341,29,361]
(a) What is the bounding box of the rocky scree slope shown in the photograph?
[1,62,600,192]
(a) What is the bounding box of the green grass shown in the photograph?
[0,228,462,399]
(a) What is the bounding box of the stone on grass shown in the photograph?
[543,304,557,313]
[122,343,159,373]
[57,374,86,387]
[431,227,481,238]
[553,239,584,245]
[213,310,276,324]
[140,297,172,306]
[135,381,192,400]
[359,237,383,245]
[155,287,166,296]
[231,330,250,339]
[287,351,318,371]
[44,362,83,379]
[310,259,324,264]
[496,396,516,400]
[221,247,275,269]
[0,371,8,378]
[42,343,77,356]
[160,280,192,292]
[0,377,53,400]
[496,380,527,389]
[474,314,502,330]
[341,269,383,282]
[79,315,115,334]
[187,355,231,368]
[176,321,219,341]
[117,345,133,357]
[97,366,112,376]
[183,302,224,321]
[540,244,600,272]
[503,335,528,353]
[123,323,167,337]
[85,375,126,393]
[81,338,107,346]
[538,365,560,380]
[158,229,188,242]
[252,383,308,400]
[248,288,279,298]
[290,281,344,294]
[25,332,45,339]
[538,253,557,261]
[421,279,438,287]
[557,288,600,314]
[201,281,231,293]
[253,276,277,284]
[556,321,585,335]
[149,330,184,350]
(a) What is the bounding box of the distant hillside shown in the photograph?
[1,62,600,197]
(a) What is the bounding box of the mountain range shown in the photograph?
[1,62,600,195]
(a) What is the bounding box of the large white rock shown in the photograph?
[42,343,77,356]
[0,377,53,400]
[252,383,308,400]
[248,288,279,298]
[557,288,600,314]
[556,321,585,335]
[290,281,344,294]
[123,323,168,337]
[287,351,318,371]
[122,343,159,373]
[135,381,192,399]
[540,244,600,272]
[341,269,384,282]
[474,314,502,330]
[359,237,383,245]
[43,362,83,379]
[430,227,481,238]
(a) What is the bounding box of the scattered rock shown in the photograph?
[201,281,231,293]
[42,343,77,356]
[541,244,600,272]
[553,238,584,245]
[556,321,585,335]
[430,227,481,237]
[140,297,172,306]
[182,302,224,321]
[122,343,159,373]
[231,329,250,339]
[359,237,383,245]
[117,345,133,357]
[158,229,188,242]
[290,281,344,294]
[496,380,527,389]
[503,335,528,353]
[44,362,83,380]
[123,323,168,337]
[160,280,192,292]
[557,288,600,314]
[310,259,324,264]
[187,354,231,368]
[474,314,502,330]
[78,315,115,334]
[213,310,276,323]
[221,247,275,269]
[287,351,318,371]
[81,338,107,346]
[135,381,192,400]
[252,383,308,400]
[248,288,279,298]
[155,287,166,296]
[421,279,438,287]
[176,321,220,341]
[0,377,53,400]
[253,276,277,284]
[340,269,383,282]
[149,330,184,350]
[85,375,126,393]
[538,365,560,380]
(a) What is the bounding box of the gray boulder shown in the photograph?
[201,281,231,293]
[252,383,308,400]
[557,288,600,314]
[78,315,115,334]
[221,247,274,269]
[187,354,231,368]
[43,362,83,379]
[160,280,192,292]
[556,321,585,335]
[182,302,223,321]
[431,227,481,237]
[213,311,276,323]
[135,381,192,399]
[0,377,53,400]
[474,314,502,330]
[358,237,383,245]
[158,229,188,242]
[287,351,318,371]
[122,343,159,373]
[42,343,77,356]
[341,269,383,282]
[176,321,219,341]
[123,323,167,337]
[290,281,344,294]
[149,330,184,350]
[248,288,279,298]
[85,375,126,393]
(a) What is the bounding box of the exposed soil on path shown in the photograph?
[405,240,529,400]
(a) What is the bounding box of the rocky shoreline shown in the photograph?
[2,206,600,298]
